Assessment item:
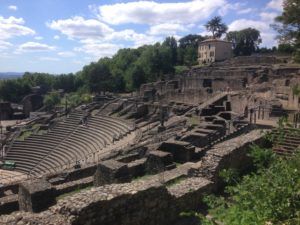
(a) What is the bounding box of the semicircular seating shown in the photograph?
[4,111,134,176]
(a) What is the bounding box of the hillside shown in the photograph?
[0,72,23,80]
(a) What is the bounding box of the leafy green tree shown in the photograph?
[23,72,54,94]
[278,43,296,54]
[0,79,31,102]
[178,34,203,49]
[43,92,60,111]
[81,60,114,93]
[200,152,300,225]
[226,28,262,56]
[183,46,199,67]
[205,16,228,39]
[163,36,178,65]
[256,46,277,54]
[272,0,300,61]
[81,93,92,103]
[131,65,147,90]
[178,34,204,66]
[53,73,76,92]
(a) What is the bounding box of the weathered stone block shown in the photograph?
[94,160,131,187]
[128,158,147,177]
[181,132,209,148]
[158,141,195,163]
[146,150,175,174]
[18,179,56,212]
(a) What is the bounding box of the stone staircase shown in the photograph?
[272,128,300,156]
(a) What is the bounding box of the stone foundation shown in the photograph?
[158,141,195,163]
[93,160,131,186]
[18,179,56,213]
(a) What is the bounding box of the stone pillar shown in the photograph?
[225,101,231,111]
[94,160,131,187]
[146,150,174,174]
[18,179,56,212]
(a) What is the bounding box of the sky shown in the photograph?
[0,0,284,74]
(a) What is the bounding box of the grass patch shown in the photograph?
[175,65,189,75]
[17,130,33,141]
[166,176,186,187]
[56,185,92,201]
[132,174,152,181]
[188,115,201,126]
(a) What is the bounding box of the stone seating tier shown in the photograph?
[5,115,134,176]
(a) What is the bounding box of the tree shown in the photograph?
[131,65,146,90]
[226,28,262,56]
[43,92,60,111]
[177,34,204,66]
[272,0,300,61]
[53,73,76,92]
[81,60,114,93]
[163,36,178,65]
[0,79,31,102]
[205,16,228,39]
[192,146,300,225]
[278,43,296,54]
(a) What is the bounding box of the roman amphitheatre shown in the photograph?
[0,53,300,224]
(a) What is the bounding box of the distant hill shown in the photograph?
[0,72,24,80]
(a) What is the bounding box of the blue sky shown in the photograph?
[0,0,283,74]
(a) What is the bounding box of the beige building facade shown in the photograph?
[198,39,232,64]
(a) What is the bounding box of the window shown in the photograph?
[208,44,211,49]
[210,51,214,57]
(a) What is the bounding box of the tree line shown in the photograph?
[1,5,299,103]
[0,34,205,103]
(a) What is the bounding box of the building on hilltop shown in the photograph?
[198,39,232,64]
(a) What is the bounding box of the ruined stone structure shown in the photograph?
[22,94,43,117]
[0,102,13,120]
[1,55,300,224]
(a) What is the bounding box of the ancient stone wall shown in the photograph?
[189,129,266,189]
[1,178,212,225]
[0,129,265,224]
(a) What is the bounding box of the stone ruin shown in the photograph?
[0,55,300,224]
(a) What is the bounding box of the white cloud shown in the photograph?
[8,5,17,11]
[97,0,226,25]
[228,19,270,32]
[0,16,35,40]
[237,8,255,15]
[267,0,283,11]
[218,2,246,16]
[34,36,43,40]
[107,29,161,47]
[47,16,114,40]
[147,23,188,36]
[199,30,211,37]
[228,18,277,47]
[260,12,278,21]
[74,41,123,59]
[47,15,162,56]
[16,42,56,53]
[72,60,83,65]
[0,40,13,50]
[58,51,75,57]
[54,35,60,40]
[39,57,60,61]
